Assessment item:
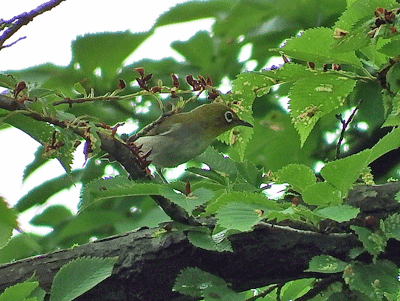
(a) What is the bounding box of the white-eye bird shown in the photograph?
[133,103,252,168]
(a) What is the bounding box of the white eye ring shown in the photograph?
[224,111,233,123]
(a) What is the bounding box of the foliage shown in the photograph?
[2,0,400,300]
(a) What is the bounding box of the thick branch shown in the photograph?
[0,182,399,300]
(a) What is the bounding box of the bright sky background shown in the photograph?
[0,0,214,233]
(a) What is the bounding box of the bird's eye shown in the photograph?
[224,111,233,123]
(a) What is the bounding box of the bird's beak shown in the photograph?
[236,119,253,127]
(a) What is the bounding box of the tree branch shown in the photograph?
[0,94,200,225]
[1,182,399,300]
[0,0,66,49]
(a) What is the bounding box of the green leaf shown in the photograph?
[0,73,17,89]
[315,204,360,222]
[275,164,316,194]
[154,0,233,27]
[280,278,315,301]
[350,225,386,256]
[206,191,281,215]
[173,267,243,300]
[302,182,342,205]
[4,113,55,145]
[378,37,400,56]
[232,72,274,106]
[72,31,151,83]
[187,227,233,252]
[306,255,348,273]
[195,147,238,179]
[370,122,400,159]
[30,205,73,228]
[345,260,399,299]
[331,19,374,53]
[289,73,356,146]
[172,31,214,69]
[260,63,316,83]
[334,0,398,31]
[245,110,317,171]
[0,280,39,301]
[160,187,213,214]
[380,213,400,241]
[23,147,48,181]
[321,150,371,197]
[50,256,117,301]
[57,210,129,241]
[216,202,267,231]
[0,197,18,249]
[15,170,84,213]
[80,176,162,211]
[382,92,400,127]
[0,233,42,264]
[276,27,362,68]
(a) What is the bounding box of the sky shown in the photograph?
[0,0,214,233]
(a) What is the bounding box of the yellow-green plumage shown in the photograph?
[134,103,252,167]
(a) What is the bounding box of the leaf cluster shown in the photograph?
[3,0,400,300]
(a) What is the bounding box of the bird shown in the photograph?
[133,103,252,168]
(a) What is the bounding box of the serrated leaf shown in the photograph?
[275,164,316,194]
[315,204,360,222]
[195,147,238,179]
[321,150,371,197]
[306,255,348,273]
[4,113,55,145]
[378,37,400,56]
[235,159,262,187]
[372,124,400,162]
[160,187,213,214]
[80,176,162,211]
[261,63,316,83]
[0,233,42,264]
[265,204,323,226]
[275,27,362,68]
[350,225,386,256]
[289,73,356,146]
[15,170,84,213]
[334,0,398,30]
[206,191,280,215]
[187,227,233,252]
[381,213,400,241]
[382,92,400,127]
[216,202,267,231]
[302,182,342,205]
[232,72,274,105]
[173,267,243,300]
[345,260,399,299]
[331,19,374,53]
[0,280,39,301]
[50,256,117,301]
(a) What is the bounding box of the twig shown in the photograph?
[0,0,66,49]
[335,100,361,159]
